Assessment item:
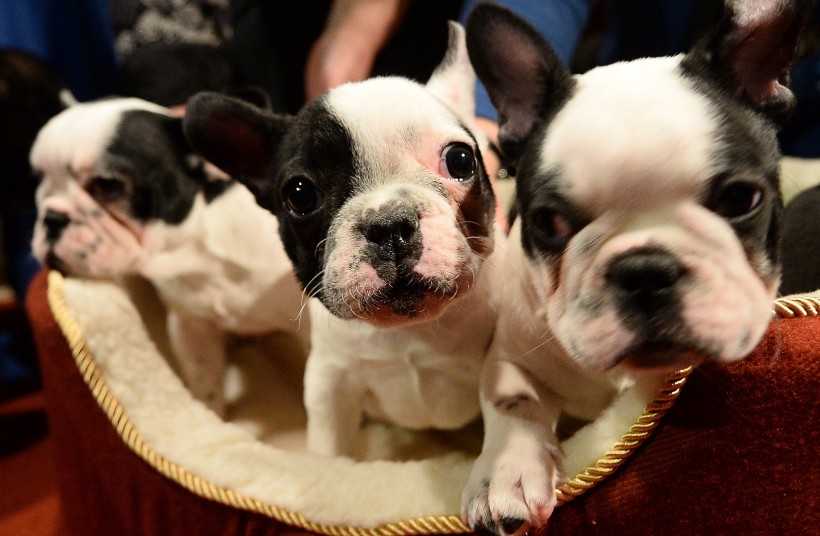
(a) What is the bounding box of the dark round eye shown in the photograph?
[441,143,476,181]
[530,207,577,249]
[713,182,763,218]
[87,176,126,203]
[282,176,323,216]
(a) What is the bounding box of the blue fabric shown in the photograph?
[460,0,597,121]
[0,0,119,388]
[0,0,118,101]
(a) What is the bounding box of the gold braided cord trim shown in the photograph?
[49,274,816,533]
[554,367,692,503]
[773,295,820,318]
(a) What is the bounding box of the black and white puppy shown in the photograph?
[461,1,807,533]
[184,23,503,457]
[30,98,307,415]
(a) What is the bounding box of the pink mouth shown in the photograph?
[347,278,461,327]
[356,295,452,327]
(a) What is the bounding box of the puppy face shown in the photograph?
[185,23,496,327]
[276,80,493,325]
[522,58,781,370]
[467,1,806,370]
[30,98,204,277]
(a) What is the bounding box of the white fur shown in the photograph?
[542,57,716,211]
[304,250,500,457]
[31,98,308,415]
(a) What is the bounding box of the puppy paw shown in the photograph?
[462,444,560,536]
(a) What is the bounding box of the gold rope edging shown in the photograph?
[555,368,691,503]
[772,294,820,318]
[45,271,817,534]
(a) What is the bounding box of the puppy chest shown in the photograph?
[155,271,285,332]
[359,351,482,430]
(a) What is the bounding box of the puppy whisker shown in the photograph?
[516,332,559,362]
[295,270,325,325]
[300,270,325,302]
[314,237,329,258]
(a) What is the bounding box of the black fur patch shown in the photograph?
[516,156,587,261]
[104,110,203,224]
[679,62,784,272]
[270,99,361,296]
[455,123,496,257]
[202,178,234,203]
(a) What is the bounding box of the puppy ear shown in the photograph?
[183,91,291,197]
[227,86,273,111]
[59,89,78,108]
[683,0,810,126]
[425,22,477,125]
[466,2,574,161]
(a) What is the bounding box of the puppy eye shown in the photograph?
[713,182,763,218]
[440,142,476,181]
[530,208,577,248]
[87,176,126,203]
[282,176,323,217]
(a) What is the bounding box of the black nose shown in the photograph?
[43,209,71,242]
[361,206,420,264]
[606,249,686,312]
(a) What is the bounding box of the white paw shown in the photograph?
[462,443,560,535]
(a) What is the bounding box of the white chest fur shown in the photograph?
[304,244,501,457]
[309,296,491,428]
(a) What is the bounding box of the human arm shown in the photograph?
[304,0,410,101]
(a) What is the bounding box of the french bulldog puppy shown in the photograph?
[30,98,307,415]
[183,23,503,458]
[461,1,808,533]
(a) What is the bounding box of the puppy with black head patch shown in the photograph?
[461,1,808,533]
[30,98,307,415]
[184,23,503,458]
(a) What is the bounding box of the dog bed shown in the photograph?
[26,268,819,535]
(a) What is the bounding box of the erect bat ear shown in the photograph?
[465,2,575,163]
[183,91,292,201]
[683,0,811,126]
[425,21,477,126]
